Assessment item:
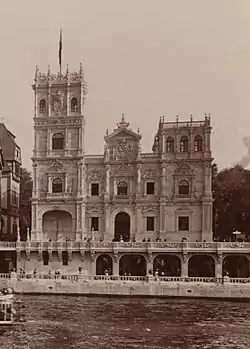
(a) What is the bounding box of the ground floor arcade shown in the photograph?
[13,251,250,278]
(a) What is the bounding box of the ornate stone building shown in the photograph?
[31,64,213,246]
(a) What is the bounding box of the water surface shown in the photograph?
[1,295,250,348]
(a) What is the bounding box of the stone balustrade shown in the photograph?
[5,273,250,285]
[1,241,249,253]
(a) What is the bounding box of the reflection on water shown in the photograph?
[1,295,250,348]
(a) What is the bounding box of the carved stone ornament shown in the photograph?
[182,252,188,263]
[217,253,223,263]
[142,169,157,179]
[113,138,134,161]
[90,251,95,262]
[113,251,119,263]
[116,163,132,173]
[87,205,104,214]
[175,162,193,176]
[51,90,64,115]
[50,159,64,172]
[147,252,153,264]
[88,170,102,181]
[142,205,158,213]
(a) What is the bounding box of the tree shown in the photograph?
[212,164,250,240]
[19,167,32,241]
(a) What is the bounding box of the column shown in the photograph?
[64,173,68,192]
[161,164,166,195]
[181,256,188,277]
[33,131,37,157]
[48,176,52,193]
[76,202,82,236]
[47,84,51,117]
[146,254,154,275]
[113,257,119,276]
[137,164,141,194]
[215,255,223,278]
[46,129,51,156]
[105,165,110,196]
[32,164,37,197]
[159,204,165,234]
[77,162,82,197]
[81,203,86,240]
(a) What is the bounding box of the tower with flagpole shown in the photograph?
[31,30,88,243]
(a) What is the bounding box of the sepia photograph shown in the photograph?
[0,0,249,348]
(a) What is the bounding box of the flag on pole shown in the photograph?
[59,29,62,66]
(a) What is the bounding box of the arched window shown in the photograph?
[52,178,63,193]
[194,135,203,152]
[52,133,64,150]
[39,99,46,114]
[180,136,188,152]
[166,137,174,153]
[71,97,78,112]
[178,180,189,195]
[117,181,128,196]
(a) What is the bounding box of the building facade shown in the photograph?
[31,65,213,246]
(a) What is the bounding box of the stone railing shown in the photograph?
[1,241,250,253]
[6,273,250,285]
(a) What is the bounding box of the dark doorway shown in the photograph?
[96,254,113,275]
[114,212,130,242]
[119,254,146,276]
[0,252,16,273]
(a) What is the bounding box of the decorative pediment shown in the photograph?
[104,114,142,142]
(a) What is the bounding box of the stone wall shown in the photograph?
[4,277,250,299]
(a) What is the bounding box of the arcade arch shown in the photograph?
[188,254,215,277]
[119,254,146,276]
[42,210,73,241]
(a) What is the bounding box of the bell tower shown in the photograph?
[31,64,87,241]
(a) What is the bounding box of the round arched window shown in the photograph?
[117,181,128,196]
[52,178,63,193]
[178,180,189,195]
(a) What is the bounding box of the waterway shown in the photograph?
[1,295,250,348]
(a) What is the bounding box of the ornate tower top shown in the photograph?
[33,62,88,93]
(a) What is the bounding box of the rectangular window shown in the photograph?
[178,216,189,231]
[62,251,68,266]
[146,217,155,231]
[91,217,99,231]
[146,182,155,195]
[42,251,49,266]
[91,183,99,196]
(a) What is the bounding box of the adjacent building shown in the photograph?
[0,123,22,241]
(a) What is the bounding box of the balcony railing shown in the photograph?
[4,273,250,285]
[0,241,249,252]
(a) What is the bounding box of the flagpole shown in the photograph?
[59,28,62,76]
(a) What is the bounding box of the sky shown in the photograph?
[0,0,250,170]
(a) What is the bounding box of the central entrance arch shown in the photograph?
[114,212,130,242]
